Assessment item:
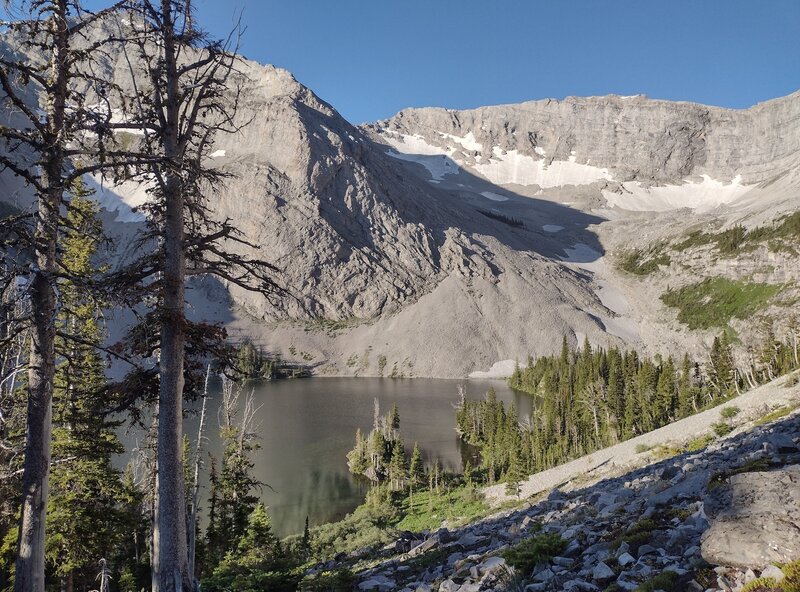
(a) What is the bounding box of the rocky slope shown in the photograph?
[2,21,799,376]
[321,373,800,592]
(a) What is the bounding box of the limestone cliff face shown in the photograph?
[370,92,800,187]
[2,22,798,376]
[199,63,447,320]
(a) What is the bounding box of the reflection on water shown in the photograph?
[182,377,531,537]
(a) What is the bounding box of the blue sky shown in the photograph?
[98,1,800,123]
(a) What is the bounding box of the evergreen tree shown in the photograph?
[204,504,297,592]
[505,448,522,498]
[388,437,407,491]
[46,183,127,591]
[301,516,311,559]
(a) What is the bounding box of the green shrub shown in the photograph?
[619,246,671,275]
[634,570,680,591]
[783,559,800,592]
[712,421,733,437]
[674,230,714,251]
[685,434,714,452]
[720,406,740,419]
[299,569,357,591]
[635,443,652,454]
[611,518,658,553]
[740,577,780,592]
[501,533,567,575]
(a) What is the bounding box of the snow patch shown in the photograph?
[534,146,547,156]
[542,224,564,233]
[474,147,612,188]
[602,175,753,212]
[469,359,520,379]
[440,131,483,152]
[382,132,460,180]
[480,191,510,202]
[85,175,149,223]
[209,149,226,158]
[387,151,459,180]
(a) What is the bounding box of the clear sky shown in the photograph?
[98,1,800,123]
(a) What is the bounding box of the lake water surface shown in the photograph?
[191,377,532,537]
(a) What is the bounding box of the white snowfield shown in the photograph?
[383,132,459,181]
[474,148,613,188]
[379,126,759,213]
[85,174,149,224]
[440,131,483,152]
[602,175,754,212]
[468,359,519,379]
[209,149,227,158]
[484,371,800,505]
[480,191,509,202]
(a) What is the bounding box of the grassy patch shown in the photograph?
[660,277,782,330]
[754,403,799,426]
[685,434,715,452]
[395,486,488,532]
[651,444,683,460]
[501,533,567,575]
[635,443,653,454]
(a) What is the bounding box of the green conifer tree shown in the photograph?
[46,182,127,590]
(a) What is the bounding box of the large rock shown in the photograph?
[701,465,800,569]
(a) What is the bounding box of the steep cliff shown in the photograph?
[1,24,798,377]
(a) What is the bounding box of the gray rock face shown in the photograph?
[701,465,800,569]
[2,19,799,377]
[370,92,800,187]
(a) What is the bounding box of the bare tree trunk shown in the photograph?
[152,3,191,588]
[15,3,69,585]
[187,366,210,589]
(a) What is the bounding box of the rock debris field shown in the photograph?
[336,373,800,591]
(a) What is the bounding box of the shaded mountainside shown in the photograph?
[1,23,798,376]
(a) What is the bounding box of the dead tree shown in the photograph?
[105,2,280,590]
[0,2,131,589]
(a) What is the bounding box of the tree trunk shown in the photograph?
[15,4,68,588]
[187,367,209,589]
[152,2,191,590]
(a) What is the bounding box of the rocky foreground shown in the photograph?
[332,377,800,592]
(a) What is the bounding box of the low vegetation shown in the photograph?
[755,402,799,426]
[234,339,309,379]
[634,570,681,592]
[673,212,800,255]
[618,244,671,275]
[660,277,782,330]
[477,208,524,228]
[501,532,566,575]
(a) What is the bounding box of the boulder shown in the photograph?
[358,575,397,591]
[701,465,800,569]
[592,561,615,583]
